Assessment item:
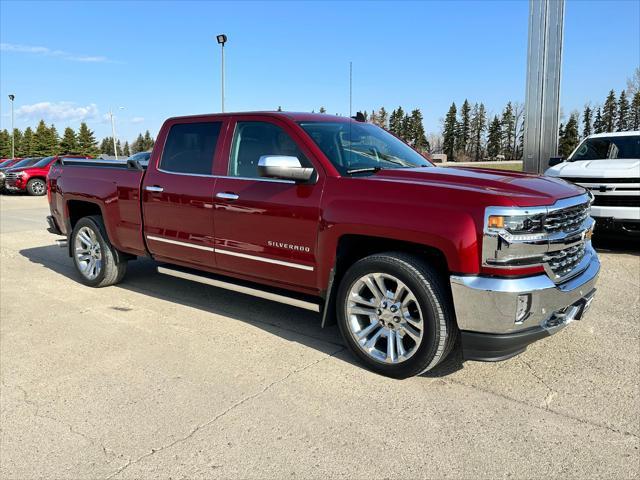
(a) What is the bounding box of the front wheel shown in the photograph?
[336,252,457,379]
[71,216,127,287]
[26,178,46,196]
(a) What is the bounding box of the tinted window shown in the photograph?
[9,158,40,168]
[569,135,640,161]
[160,122,221,175]
[32,156,56,168]
[229,121,311,178]
[0,160,13,167]
[299,122,430,175]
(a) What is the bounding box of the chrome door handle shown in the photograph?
[145,185,164,193]
[216,192,239,201]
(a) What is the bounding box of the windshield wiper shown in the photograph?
[346,167,382,174]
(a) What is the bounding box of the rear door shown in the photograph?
[142,118,227,269]
[212,116,325,291]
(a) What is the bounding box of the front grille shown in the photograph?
[544,201,590,233]
[592,195,640,208]
[561,177,640,184]
[4,172,19,180]
[544,243,587,279]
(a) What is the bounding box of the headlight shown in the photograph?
[482,206,549,268]
[485,209,547,242]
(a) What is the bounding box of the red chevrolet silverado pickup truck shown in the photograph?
[46,112,600,378]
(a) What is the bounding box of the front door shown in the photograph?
[212,118,324,292]
[142,119,226,269]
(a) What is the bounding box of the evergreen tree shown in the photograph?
[617,90,630,131]
[124,141,131,157]
[20,127,35,157]
[319,106,326,114]
[60,127,78,153]
[132,133,145,153]
[401,115,411,142]
[33,120,51,156]
[369,110,378,126]
[377,107,388,129]
[77,122,98,156]
[559,114,579,157]
[11,128,23,158]
[601,89,617,132]
[48,124,60,155]
[0,129,10,158]
[389,107,404,136]
[470,103,487,161]
[486,116,502,159]
[500,102,515,158]
[100,137,113,155]
[454,99,471,157]
[142,130,154,150]
[116,139,123,157]
[582,106,592,138]
[631,92,640,130]
[442,103,457,161]
[593,107,603,133]
[408,109,428,151]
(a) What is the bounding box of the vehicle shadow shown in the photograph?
[19,245,466,378]
[592,233,640,255]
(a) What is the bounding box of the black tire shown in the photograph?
[71,215,127,287]
[26,178,46,196]
[336,252,457,379]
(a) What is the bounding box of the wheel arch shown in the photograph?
[321,234,450,327]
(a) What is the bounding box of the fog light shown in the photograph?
[515,294,531,323]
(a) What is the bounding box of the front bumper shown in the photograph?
[450,244,600,360]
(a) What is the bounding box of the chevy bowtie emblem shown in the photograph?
[598,185,615,192]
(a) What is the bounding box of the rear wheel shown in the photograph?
[336,252,457,379]
[71,216,127,287]
[26,178,46,196]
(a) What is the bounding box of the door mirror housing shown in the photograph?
[548,156,565,167]
[258,156,314,182]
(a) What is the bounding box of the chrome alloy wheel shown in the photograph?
[74,226,103,280]
[346,273,424,364]
[31,180,46,195]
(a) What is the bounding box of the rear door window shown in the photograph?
[160,122,222,175]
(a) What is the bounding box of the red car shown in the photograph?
[4,155,89,196]
[47,112,600,378]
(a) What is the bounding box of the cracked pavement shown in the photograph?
[1,195,639,479]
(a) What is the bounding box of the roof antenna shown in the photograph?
[349,61,353,119]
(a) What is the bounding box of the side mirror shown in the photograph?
[258,155,314,182]
[548,156,565,167]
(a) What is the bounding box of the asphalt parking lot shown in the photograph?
[1,194,638,479]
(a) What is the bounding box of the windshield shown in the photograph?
[569,135,640,161]
[9,158,40,168]
[299,121,431,174]
[32,156,55,168]
[0,160,15,168]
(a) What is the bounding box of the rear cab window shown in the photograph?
[160,122,222,175]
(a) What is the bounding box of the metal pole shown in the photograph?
[523,0,565,173]
[110,109,118,161]
[221,43,225,113]
[9,95,15,159]
[349,61,352,118]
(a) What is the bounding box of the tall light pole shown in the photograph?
[8,94,15,160]
[108,106,125,160]
[216,34,227,112]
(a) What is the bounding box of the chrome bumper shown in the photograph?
[450,243,600,335]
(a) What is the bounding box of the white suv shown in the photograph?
[546,131,640,235]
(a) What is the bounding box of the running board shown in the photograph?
[157,265,321,312]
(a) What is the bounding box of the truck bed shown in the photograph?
[48,161,148,256]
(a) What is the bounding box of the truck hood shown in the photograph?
[545,158,640,178]
[369,166,584,207]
